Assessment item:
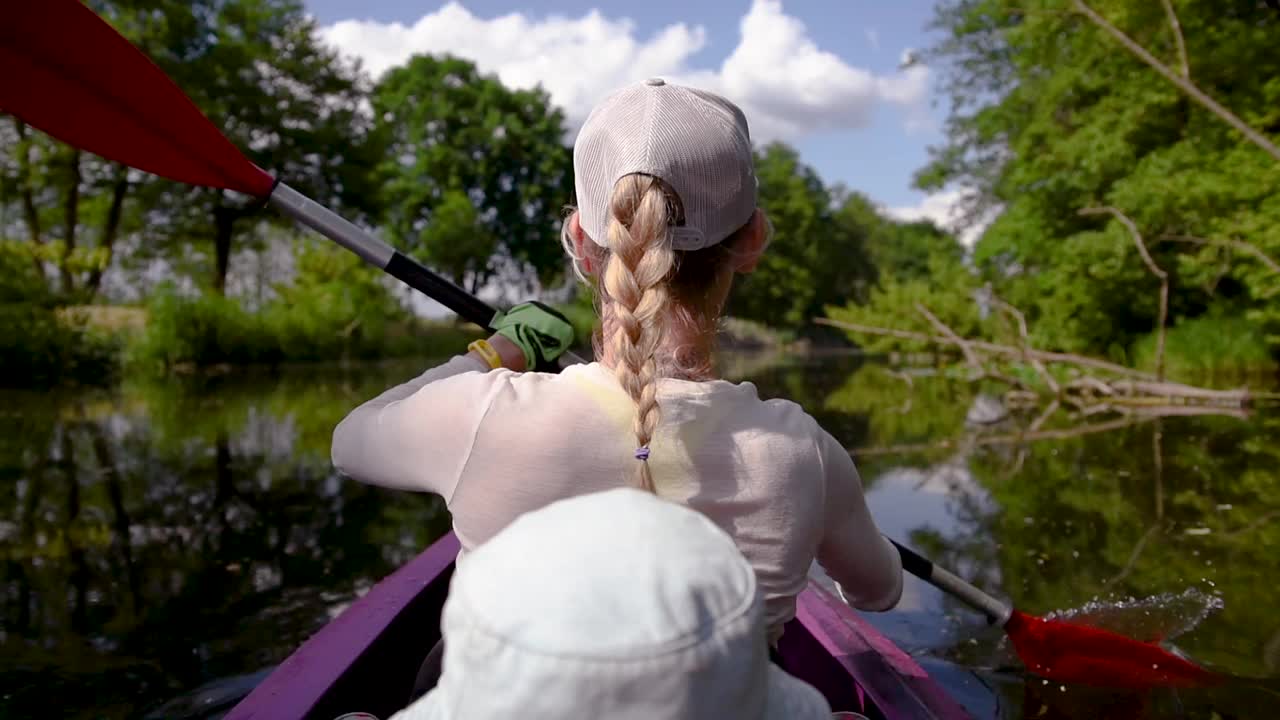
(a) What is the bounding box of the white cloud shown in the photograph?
[319,0,929,143]
[885,189,999,248]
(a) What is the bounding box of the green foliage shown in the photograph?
[835,190,963,284]
[729,144,878,334]
[373,55,572,292]
[824,254,990,355]
[126,285,277,369]
[410,190,499,291]
[126,242,483,372]
[96,0,385,292]
[264,241,413,363]
[824,367,977,453]
[922,0,1280,362]
[0,242,118,387]
[1130,310,1277,379]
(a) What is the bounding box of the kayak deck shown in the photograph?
[228,532,969,720]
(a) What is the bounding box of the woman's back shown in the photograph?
[332,358,898,641]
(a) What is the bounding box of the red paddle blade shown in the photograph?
[0,0,273,197]
[1006,610,1221,689]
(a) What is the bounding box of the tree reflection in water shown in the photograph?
[829,365,1280,718]
[1,356,1277,719]
[0,366,449,719]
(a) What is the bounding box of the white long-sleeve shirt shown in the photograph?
[331,355,902,641]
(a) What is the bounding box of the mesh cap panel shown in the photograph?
[573,78,757,251]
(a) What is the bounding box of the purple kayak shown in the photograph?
[227,532,971,720]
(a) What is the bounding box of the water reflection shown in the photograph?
[823,367,1280,718]
[0,367,448,719]
[1,355,1277,719]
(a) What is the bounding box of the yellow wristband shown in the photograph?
[468,339,503,370]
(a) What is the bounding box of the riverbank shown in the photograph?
[10,299,827,389]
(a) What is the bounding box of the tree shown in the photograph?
[0,114,139,299]
[372,55,572,296]
[102,0,385,296]
[3,0,385,298]
[728,143,877,334]
[918,0,1280,360]
[413,190,498,294]
[833,190,963,284]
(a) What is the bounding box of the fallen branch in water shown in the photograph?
[813,317,1155,380]
[917,303,981,372]
[990,292,1061,394]
[916,303,1031,391]
[850,414,1154,457]
[814,312,1260,420]
[850,402,1250,458]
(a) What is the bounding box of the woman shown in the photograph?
[331,78,903,647]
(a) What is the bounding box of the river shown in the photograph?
[2,353,1277,718]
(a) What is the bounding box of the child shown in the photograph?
[388,487,834,719]
[331,78,902,647]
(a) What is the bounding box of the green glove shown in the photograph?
[490,301,575,371]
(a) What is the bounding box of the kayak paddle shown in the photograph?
[892,539,1221,689]
[2,0,1218,692]
[0,0,584,367]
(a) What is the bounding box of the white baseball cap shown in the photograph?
[390,488,831,720]
[572,78,758,252]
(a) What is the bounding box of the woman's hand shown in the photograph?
[488,301,576,371]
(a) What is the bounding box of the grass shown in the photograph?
[83,290,485,376]
[1131,312,1278,380]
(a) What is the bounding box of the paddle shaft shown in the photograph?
[268,183,586,368]
[890,538,1013,627]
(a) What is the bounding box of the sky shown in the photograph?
[302,0,975,242]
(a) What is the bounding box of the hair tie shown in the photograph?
[634,446,651,462]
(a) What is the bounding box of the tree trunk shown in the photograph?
[213,206,237,295]
[13,119,45,279]
[90,421,140,613]
[63,427,89,635]
[60,149,82,296]
[85,168,130,298]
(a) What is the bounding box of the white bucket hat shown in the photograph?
[390,488,832,719]
[572,78,758,252]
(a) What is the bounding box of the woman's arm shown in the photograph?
[330,335,523,500]
[814,430,903,611]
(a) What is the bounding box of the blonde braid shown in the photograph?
[601,175,677,492]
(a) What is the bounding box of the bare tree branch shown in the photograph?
[989,293,1061,394]
[1029,398,1061,433]
[851,415,1155,457]
[1070,0,1280,163]
[1158,234,1280,275]
[1160,0,1189,79]
[813,317,1158,379]
[915,303,983,372]
[1080,206,1169,381]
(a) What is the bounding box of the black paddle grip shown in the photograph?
[385,251,497,330]
[889,538,933,580]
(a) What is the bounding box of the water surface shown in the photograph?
[2,354,1277,718]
